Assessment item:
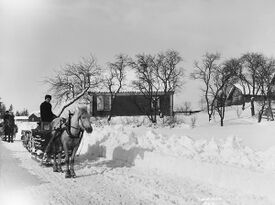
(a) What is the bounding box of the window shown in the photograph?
[97,96,104,111]
[151,97,160,109]
[97,95,111,111]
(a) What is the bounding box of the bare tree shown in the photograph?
[130,54,161,123]
[15,108,29,116]
[191,53,221,121]
[154,49,184,93]
[240,52,265,116]
[104,54,130,122]
[0,99,6,118]
[255,57,275,122]
[212,58,240,126]
[46,55,102,116]
[191,53,239,126]
[130,50,184,123]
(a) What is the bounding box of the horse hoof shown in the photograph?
[53,166,58,172]
[70,170,76,178]
[65,171,71,178]
[57,167,63,173]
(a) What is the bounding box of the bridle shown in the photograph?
[65,111,84,139]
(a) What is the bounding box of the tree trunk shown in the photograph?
[250,97,255,116]
[258,110,263,123]
[220,118,224,126]
[107,97,116,122]
[242,98,245,110]
[258,100,266,123]
[268,99,274,121]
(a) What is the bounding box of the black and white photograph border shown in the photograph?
[1,0,275,204]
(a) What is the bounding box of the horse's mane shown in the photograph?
[74,106,88,116]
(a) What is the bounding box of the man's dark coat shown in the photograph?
[40,101,56,122]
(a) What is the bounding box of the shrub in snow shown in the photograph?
[190,116,197,128]
[163,115,186,128]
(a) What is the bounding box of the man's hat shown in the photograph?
[45,94,52,100]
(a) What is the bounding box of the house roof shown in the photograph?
[232,83,253,95]
[88,91,174,96]
[28,111,40,118]
[14,116,28,120]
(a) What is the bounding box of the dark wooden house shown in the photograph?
[28,112,40,122]
[88,91,174,117]
[225,85,246,106]
[225,83,275,107]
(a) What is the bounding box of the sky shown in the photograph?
[1,0,275,113]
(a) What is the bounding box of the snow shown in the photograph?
[3,105,275,204]
[14,116,29,121]
[14,121,37,140]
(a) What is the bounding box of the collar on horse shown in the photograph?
[65,111,84,139]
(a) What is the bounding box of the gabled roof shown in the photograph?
[232,83,253,95]
[28,111,40,118]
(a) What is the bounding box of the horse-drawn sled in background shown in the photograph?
[0,114,18,143]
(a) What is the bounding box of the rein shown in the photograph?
[65,112,84,139]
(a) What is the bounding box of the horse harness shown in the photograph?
[64,112,84,139]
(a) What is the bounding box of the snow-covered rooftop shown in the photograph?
[14,116,28,121]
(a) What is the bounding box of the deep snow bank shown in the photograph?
[16,121,275,171]
[78,124,275,202]
[80,125,266,170]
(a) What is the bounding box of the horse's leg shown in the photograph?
[52,145,58,172]
[64,145,71,178]
[11,131,14,143]
[69,146,79,178]
[57,145,63,173]
[8,133,11,142]
[53,155,58,172]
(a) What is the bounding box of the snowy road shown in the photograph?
[0,141,42,190]
[0,140,273,205]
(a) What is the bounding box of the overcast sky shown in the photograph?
[1,0,275,113]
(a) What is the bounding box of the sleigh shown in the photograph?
[28,122,51,161]
[26,122,66,165]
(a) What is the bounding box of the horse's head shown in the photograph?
[76,106,93,133]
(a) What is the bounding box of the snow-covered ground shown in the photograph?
[2,105,275,204]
